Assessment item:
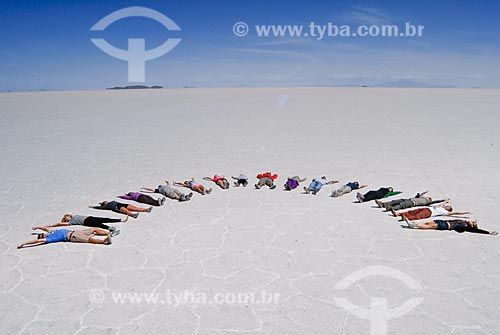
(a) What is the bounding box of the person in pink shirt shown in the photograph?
[203,175,229,189]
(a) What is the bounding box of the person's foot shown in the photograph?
[312,190,317,195]
[110,229,120,237]
[121,216,129,222]
[147,206,153,213]
[356,192,364,202]
[179,195,186,202]
[391,209,397,217]
[159,197,166,206]
[407,220,418,229]
[104,237,112,245]
[133,213,139,219]
[234,182,239,187]
[206,188,212,194]
[270,185,276,190]
[375,200,383,208]
[255,184,260,189]
[304,187,310,194]
[109,226,116,232]
[17,244,24,249]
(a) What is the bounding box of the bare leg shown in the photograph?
[120,207,138,217]
[416,222,438,230]
[92,227,111,236]
[88,228,111,244]
[126,204,150,212]
[192,185,204,194]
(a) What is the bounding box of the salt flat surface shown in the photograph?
[1,87,500,334]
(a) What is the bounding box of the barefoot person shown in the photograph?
[255,172,278,189]
[406,219,498,235]
[39,214,126,231]
[284,176,306,191]
[141,181,193,202]
[118,191,165,206]
[90,201,152,218]
[17,226,120,249]
[396,204,471,221]
[304,176,338,195]
[232,174,248,187]
[331,181,368,198]
[356,187,401,202]
[174,179,212,195]
[203,175,230,189]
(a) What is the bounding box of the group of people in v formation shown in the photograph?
[17,172,496,249]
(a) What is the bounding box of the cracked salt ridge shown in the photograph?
[2,88,500,334]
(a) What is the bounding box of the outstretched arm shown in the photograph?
[429,198,450,205]
[18,238,46,249]
[173,182,187,188]
[449,211,472,216]
[118,194,133,200]
[89,204,105,209]
[141,187,155,193]
[459,226,497,235]
[36,222,68,229]
[32,226,51,232]
[358,184,368,189]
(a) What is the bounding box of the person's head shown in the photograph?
[37,233,48,239]
[127,192,132,196]
[388,187,394,192]
[444,205,453,212]
[61,214,72,222]
[426,197,433,201]
[99,201,108,206]
[321,176,326,180]
[469,220,478,228]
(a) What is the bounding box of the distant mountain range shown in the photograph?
[371,80,456,88]
[106,85,163,90]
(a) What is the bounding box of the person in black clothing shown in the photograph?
[89,201,152,219]
[34,214,127,231]
[356,187,401,202]
[406,219,498,235]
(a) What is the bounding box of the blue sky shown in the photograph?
[1,0,499,91]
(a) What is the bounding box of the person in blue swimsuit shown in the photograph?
[17,226,120,249]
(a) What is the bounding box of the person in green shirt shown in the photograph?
[356,187,401,202]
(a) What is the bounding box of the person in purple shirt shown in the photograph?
[118,192,165,206]
[17,226,119,249]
